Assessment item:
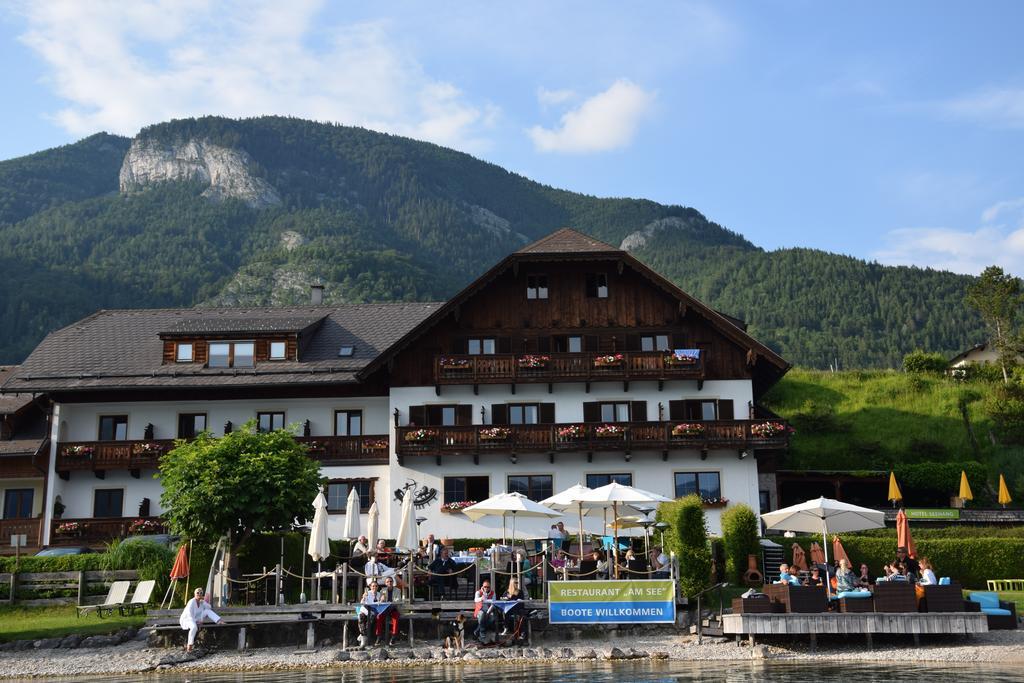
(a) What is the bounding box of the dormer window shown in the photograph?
[338,345,355,357]
[527,274,548,300]
[209,341,255,368]
[585,273,608,299]
[176,343,194,363]
[269,341,287,360]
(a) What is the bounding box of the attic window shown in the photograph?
[176,343,194,363]
[585,273,609,298]
[338,345,355,357]
[269,341,287,360]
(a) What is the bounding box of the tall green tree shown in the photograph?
[966,266,1023,383]
[158,421,322,571]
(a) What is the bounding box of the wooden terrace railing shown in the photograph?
[50,517,167,546]
[0,517,44,552]
[396,419,790,458]
[434,351,704,385]
[295,435,390,465]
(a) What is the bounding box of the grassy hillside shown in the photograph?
[763,369,1023,503]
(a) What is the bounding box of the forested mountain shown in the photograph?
[0,115,985,366]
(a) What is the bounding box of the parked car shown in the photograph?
[120,533,180,548]
[35,546,96,556]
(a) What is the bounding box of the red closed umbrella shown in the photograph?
[896,508,917,559]
[170,544,190,579]
[809,541,826,565]
[832,536,851,566]
[791,543,808,571]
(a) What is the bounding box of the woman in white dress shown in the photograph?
[179,587,224,652]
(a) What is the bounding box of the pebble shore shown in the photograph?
[2,630,1024,679]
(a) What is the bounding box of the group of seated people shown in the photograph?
[472,578,528,643]
[357,576,404,647]
[776,546,940,595]
[551,545,670,579]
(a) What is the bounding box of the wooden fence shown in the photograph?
[0,569,138,606]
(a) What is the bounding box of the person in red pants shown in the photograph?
[375,576,402,645]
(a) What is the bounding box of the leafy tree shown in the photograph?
[158,421,322,571]
[720,504,760,584]
[657,495,712,597]
[966,266,1023,383]
[903,350,948,374]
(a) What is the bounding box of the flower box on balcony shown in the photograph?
[404,429,438,443]
[62,445,94,459]
[440,501,477,513]
[593,354,624,368]
[751,422,790,438]
[664,353,699,366]
[128,518,163,535]
[479,427,511,441]
[556,425,586,440]
[56,521,83,536]
[672,423,705,437]
[517,354,550,369]
[702,498,729,508]
[439,357,471,370]
[132,442,164,456]
[594,424,625,438]
[364,439,389,450]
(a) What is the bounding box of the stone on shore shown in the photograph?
[604,646,628,660]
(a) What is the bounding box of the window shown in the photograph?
[585,273,609,298]
[526,274,548,300]
[674,472,721,500]
[600,402,631,422]
[444,476,489,504]
[668,399,733,421]
[3,489,33,519]
[176,343,194,362]
[257,412,286,432]
[269,341,287,360]
[553,335,583,353]
[338,345,354,357]
[586,473,633,489]
[98,415,128,441]
[467,338,496,355]
[334,410,363,436]
[508,474,553,502]
[93,489,124,518]
[509,404,539,425]
[208,341,255,368]
[640,335,670,352]
[177,413,207,439]
[327,479,374,513]
[409,405,473,426]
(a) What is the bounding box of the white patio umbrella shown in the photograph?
[341,487,361,540]
[366,501,379,551]
[576,482,671,577]
[761,497,885,599]
[541,483,593,553]
[463,492,562,544]
[395,489,419,552]
[307,488,331,601]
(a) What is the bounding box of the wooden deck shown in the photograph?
[723,612,988,648]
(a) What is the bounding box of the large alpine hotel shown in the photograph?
[0,229,792,552]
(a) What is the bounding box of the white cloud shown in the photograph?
[14,0,497,151]
[874,198,1024,276]
[527,79,655,154]
[942,87,1024,128]
[536,87,576,108]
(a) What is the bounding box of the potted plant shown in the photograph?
[593,353,624,368]
[594,424,625,438]
[404,428,438,443]
[363,438,389,450]
[56,521,83,536]
[62,445,94,459]
[479,427,511,441]
[751,422,790,438]
[132,442,164,456]
[664,351,699,366]
[701,497,729,508]
[441,501,477,513]
[439,357,471,370]
[517,354,550,369]
[672,423,705,437]
[128,518,162,535]
[556,424,586,440]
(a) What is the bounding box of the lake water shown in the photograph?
[14,661,1024,683]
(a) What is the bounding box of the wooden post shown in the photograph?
[275,563,282,605]
[408,615,414,647]
[8,572,14,605]
[306,623,315,650]
[77,571,86,607]
[331,572,338,604]
[341,563,349,605]
[237,627,247,651]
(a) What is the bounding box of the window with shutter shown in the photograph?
[497,337,512,354]
[508,404,540,424]
[491,404,509,425]
[668,400,686,421]
[582,402,602,423]
[718,400,734,420]
[456,404,474,426]
[630,401,648,422]
[408,406,427,426]
[539,403,556,424]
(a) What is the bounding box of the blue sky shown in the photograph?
[2,1,1023,275]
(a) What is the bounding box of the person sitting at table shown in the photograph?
[803,566,824,587]
[550,550,568,570]
[352,535,369,557]
[592,550,608,579]
[422,533,443,563]
[856,563,873,588]
[776,563,801,586]
[917,557,938,585]
[499,577,526,637]
[473,579,496,642]
[375,539,391,561]
[649,545,670,578]
[428,547,458,599]
[836,558,857,593]
[364,552,388,584]
[375,576,402,646]
[357,580,380,647]
[890,561,910,581]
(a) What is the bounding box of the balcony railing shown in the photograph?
[295,435,390,465]
[434,351,704,385]
[56,435,392,472]
[0,517,44,551]
[396,419,790,457]
[50,517,166,546]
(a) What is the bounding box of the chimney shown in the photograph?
[311,285,324,305]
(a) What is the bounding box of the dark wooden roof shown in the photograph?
[161,314,327,336]
[515,228,621,254]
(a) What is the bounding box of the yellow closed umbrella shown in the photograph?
[998,474,1013,508]
[959,470,973,503]
[887,472,903,507]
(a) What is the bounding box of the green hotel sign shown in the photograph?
[904,508,960,520]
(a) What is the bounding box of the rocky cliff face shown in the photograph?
[119,137,281,209]
[619,216,705,251]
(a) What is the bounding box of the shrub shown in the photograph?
[656,495,711,597]
[720,504,760,584]
[894,461,991,506]
[984,383,1024,444]
[903,350,948,374]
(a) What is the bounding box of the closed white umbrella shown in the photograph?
[576,483,671,577]
[395,489,419,552]
[464,492,561,544]
[307,488,331,602]
[341,487,361,540]
[366,501,379,551]
[761,497,885,599]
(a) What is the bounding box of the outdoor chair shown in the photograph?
[764,583,827,613]
[920,582,966,613]
[77,580,131,618]
[626,558,649,577]
[871,581,917,612]
[119,579,156,616]
[731,594,773,614]
[571,560,598,580]
[836,590,873,613]
[969,591,1019,630]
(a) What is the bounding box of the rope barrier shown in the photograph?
[224,571,274,585]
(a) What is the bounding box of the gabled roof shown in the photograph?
[362,228,790,395]
[161,314,326,336]
[0,366,36,414]
[2,303,441,393]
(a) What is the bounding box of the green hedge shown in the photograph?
[780,534,1024,588]
[721,504,760,584]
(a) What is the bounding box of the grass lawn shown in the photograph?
[0,605,146,643]
[997,591,1024,612]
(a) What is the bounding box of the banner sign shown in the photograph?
[548,580,676,624]
[904,508,960,520]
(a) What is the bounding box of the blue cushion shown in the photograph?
[788,577,802,586]
[970,592,1000,610]
[939,577,951,585]
[982,607,1012,616]
[838,591,871,599]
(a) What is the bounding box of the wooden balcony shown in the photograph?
[50,517,166,546]
[395,419,790,463]
[295,435,390,465]
[433,351,704,390]
[0,517,44,554]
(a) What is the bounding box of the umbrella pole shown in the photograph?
[613,502,619,579]
[578,503,585,557]
[821,520,831,601]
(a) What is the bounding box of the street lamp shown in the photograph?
[654,522,669,548]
